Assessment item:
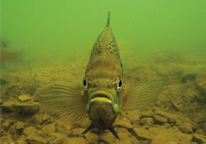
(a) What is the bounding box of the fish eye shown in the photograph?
[117,76,123,92]
[83,76,88,90]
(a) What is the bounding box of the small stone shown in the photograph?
[193,133,206,143]
[179,122,193,133]
[16,135,27,144]
[18,94,32,102]
[99,131,116,143]
[66,137,88,144]
[14,121,25,131]
[154,109,176,124]
[42,123,56,133]
[27,133,46,144]
[84,132,98,144]
[132,127,153,141]
[126,110,141,122]
[140,118,154,126]
[0,136,15,144]
[69,128,85,137]
[1,101,15,112]
[115,117,133,129]
[15,102,39,114]
[141,110,155,117]
[32,114,43,125]
[47,133,66,144]
[23,126,37,136]
[154,115,167,124]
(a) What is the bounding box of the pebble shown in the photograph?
[0,136,15,144]
[154,115,167,124]
[27,133,46,144]
[1,101,15,112]
[193,133,206,144]
[23,126,37,136]
[132,127,153,141]
[140,117,154,126]
[178,122,193,134]
[154,109,176,124]
[15,102,39,114]
[42,123,56,133]
[14,121,25,132]
[115,117,133,129]
[32,114,43,125]
[16,135,27,144]
[67,137,89,144]
[18,94,32,102]
[141,110,155,117]
[84,132,99,144]
[126,110,141,122]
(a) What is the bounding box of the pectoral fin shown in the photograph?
[122,79,165,111]
[37,85,86,123]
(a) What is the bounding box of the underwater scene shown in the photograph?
[1,0,206,144]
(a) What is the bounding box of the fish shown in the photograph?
[37,12,164,140]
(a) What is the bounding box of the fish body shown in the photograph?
[84,12,123,130]
[37,12,163,140]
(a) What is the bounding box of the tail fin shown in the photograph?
[106,11,110,27]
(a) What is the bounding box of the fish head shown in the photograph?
[84,58,123,122]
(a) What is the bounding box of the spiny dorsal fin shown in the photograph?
[106,11,110,27]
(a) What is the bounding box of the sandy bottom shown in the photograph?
[1,51,206,144]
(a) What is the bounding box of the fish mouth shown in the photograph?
[91,93,112,104]
[89,91,114,105]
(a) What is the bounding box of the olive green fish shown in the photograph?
[37,12,163,140]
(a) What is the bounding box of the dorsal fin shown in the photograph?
[106,11,110,27]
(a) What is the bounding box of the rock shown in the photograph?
[27,133,46,144]
[2,120,15,131]
[193,133,206,144]
[15,102,39,114]
[141,110,155,117]
[80,118,91,129]
[178,122,193,133]
[69,128,85,137]
[16,135,27,144]
[154,109,176,124]
[0,135,15,144]
[42,123,56,133]
[14,121,25,132]
[66,137,88,144]
[126,110,141,122]
[1,101,15,112]
[140,118,154,126]
[47,133,66,144]
[42,114,51,123]
[23,126,37,136]
[115,117,133,129]
[132,127,153,141]
[8,125,18,140]
[18,94,32,102]
[32,114,43,125]
[154,115,167,124]
[84,132,98,144]
[99,131,116,143]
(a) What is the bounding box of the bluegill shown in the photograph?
[37,12,163,140]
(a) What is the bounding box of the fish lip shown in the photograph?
[89,91,114,104]
[91,93,111,100]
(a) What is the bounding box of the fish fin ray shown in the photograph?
[122,79,165,111]
[37,85,86,123]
